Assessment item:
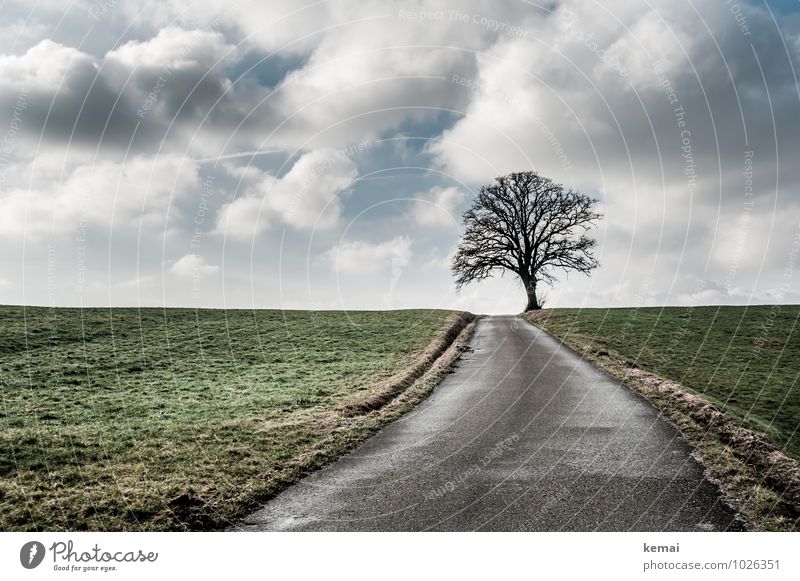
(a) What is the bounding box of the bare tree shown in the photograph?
[452,171,601,311]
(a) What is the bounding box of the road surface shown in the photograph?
[235,315,745,531]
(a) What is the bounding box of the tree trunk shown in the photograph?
[523,278,540,311]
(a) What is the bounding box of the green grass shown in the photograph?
[529,306,800,460]
[0,306,459,531]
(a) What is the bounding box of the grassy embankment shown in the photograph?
[526,306,800,530]
[0,307,474,531]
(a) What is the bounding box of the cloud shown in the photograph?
[0,18,50,53]
[0,4,524,157]
[0,154,202,238]
[0,38,90,87]
[118,0,496,152]
[411,186,466,226]
[324,235,412,274]
[2,0,800,311]
[421,246,456,270]
[106,26,235,121]
[106,26,232,70]
[264,148,358,229]
[429,0,800,187]
[0,28,236,152]
[115,275,158,289]
[0,2,481,158]
[0,39,135,148]
[121,0,331,55]
[214,148,358,238]
[213,195,267,240]
[169,253,219,277]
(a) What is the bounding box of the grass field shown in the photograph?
[0,306,464,531]
[528,306,800,461]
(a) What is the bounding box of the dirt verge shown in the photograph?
[338,311,477,414]
[214,312,479,530]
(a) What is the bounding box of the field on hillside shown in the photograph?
[529,306,800,460]
[0,307,461,531]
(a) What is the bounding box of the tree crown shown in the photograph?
[452,171,601,309]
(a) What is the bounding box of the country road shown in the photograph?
[235,315,745,531]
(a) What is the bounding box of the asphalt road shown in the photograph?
[235,315,745,531]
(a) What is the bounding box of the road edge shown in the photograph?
[337,311,477,414]
[222,311,480,531]
[521,312,800,532]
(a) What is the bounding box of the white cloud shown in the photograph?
[214,195,267,240]
[265,149,358,229]
[0,154,201,238]
[325,235,412,274]
[0,38,91,87]
[412,186,466,227]
[169,253,219,277]
[214,148,358,238]
[121,0,332,55]
[106,26,233,70]
[115,275,158,289]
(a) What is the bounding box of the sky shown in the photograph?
[0,0,799,314]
